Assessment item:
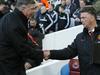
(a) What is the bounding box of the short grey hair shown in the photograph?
[15,0,35,10]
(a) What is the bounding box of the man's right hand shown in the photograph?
[43,50,50,60]
[25,62,32,70]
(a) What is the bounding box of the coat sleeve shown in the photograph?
[44,14,53,32]
[50,38,78,60]
[2,15,43,61]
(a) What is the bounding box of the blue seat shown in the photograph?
[60,64,70,75]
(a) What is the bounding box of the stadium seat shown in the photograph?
[69,59,80,75]
[60,64,70,75]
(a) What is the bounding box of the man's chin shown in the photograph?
[83,25,89,29]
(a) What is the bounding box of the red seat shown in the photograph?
[69,59,80,75]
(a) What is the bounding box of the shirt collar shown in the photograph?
[88,28,95,33]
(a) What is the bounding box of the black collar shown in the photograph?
[14,8,28,28]
[83,26,100,34]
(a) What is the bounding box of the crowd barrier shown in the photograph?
[43,25,83,50]
[26,25,83,75]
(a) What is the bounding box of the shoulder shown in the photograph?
[56,4,61,7]
[1,11,17,22]
[53,11,58,14]
[75,32,83,40]
[0,12,18,29]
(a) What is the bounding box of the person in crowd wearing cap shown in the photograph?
[0,0,43,75]
[44,6,100,75]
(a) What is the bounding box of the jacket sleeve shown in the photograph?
[45,14,53,32]
[53,11,58,24]
[50,38,78,60]
[64,12,70,28]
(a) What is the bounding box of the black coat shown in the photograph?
[28,28,44,49]
[57,12,70,31]
[50,26,100,75]
[0,12,4,19]
[0,8,43,75]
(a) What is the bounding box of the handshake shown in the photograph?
[25,50,50,70]
[43,50,50,60]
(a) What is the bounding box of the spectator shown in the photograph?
[55,0,67,13]
[55,0,77,17]
[1,0,17,12]
[0,4,9,19]
[93,0,100,25]
[28,18,44,50]
[71,0,80,9]
[48,4,58,32]
[25,18,44,69]
[85,0,96,5]
[65,0,77,17]
[73,0,86,26]
[57,5,70,31]
[36,5,53,34]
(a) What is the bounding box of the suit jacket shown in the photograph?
[50,26,100,75]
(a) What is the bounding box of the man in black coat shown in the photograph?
[0,0,43,75]
[44,6,100,75]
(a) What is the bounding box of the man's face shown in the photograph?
[80,0,86,8]
[66,0,71,5]
[80,12,95,29]
[24,4,38,18]
[40,6,46,14]
[48,4,53,11]
[61,0,66,5]
[30,20,37,27]
[59,7,64,13]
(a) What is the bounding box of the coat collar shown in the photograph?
[83,26,100,34]
[14,8,28,28]
[83,21,100,34]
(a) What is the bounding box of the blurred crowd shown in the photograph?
[0,0,100,35]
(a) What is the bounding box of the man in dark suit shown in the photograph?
[44,6,100,75]
[0,0,43,75]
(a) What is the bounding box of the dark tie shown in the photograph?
[89,32,93,36]
[88,32,94,40]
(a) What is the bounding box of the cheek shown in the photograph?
[28,10,33,15]
[81,18,88,25]
[87,17,92,23]
[81,18,86,23]
[84,17,90,23]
